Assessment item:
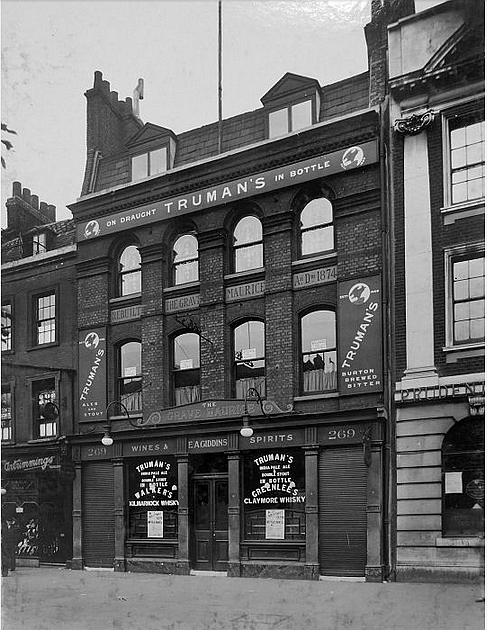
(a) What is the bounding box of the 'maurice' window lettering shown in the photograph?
[1,303,12,352]
[300,198,334,256]
[173,333,200,406]
[119,342,142,412]
[452,255,484,344]
[449,111,484,205]
[119,245,141,296]
[173,235,198,285]
[301,310,337,394]
[269,100,313,138]
[36,293,56,345]
[234,320,265,399]
[233,216,263,273]
[131,148,167,181]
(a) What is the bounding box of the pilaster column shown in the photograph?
[304,446,319,580]
[365,443,384,582]
[227,451,241,577]
[177,454,190,574]
[71,462,83,570]
[113,457,125,572]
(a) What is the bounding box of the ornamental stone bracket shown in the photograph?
[394,110,437,135]
[468,395,485,416]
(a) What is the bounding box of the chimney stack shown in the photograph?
[5,181,56,233]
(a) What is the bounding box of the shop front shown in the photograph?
[71,407,385,581]
[1,446,73,566]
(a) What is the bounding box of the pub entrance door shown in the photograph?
[191,474,228,571]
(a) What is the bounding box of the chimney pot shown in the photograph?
[31,194,39,210]
[12,181,22,197]
[40,201,48,213]
[22,188,31,205]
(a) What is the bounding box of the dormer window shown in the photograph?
[261,73,321,140]
[269,100,313,138]
[33,231,47,255]
[131,147,167,182]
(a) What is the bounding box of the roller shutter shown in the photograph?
[318,446,367,576]
[82,461,115,568]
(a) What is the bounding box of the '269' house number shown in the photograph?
[320,425,365,444]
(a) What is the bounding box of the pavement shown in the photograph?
[1,567,484,630]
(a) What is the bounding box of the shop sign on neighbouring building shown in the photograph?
[396,380,484,403]
[338,275,382,394]
[78,328,107,421]
[77,141,378,240]
[2,454,58,473]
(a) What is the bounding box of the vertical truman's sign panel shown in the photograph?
[338,276,382,394]
[78,328,107,421]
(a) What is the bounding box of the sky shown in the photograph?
[1,0,443,226]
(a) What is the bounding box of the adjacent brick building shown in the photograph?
[1,183,77,566]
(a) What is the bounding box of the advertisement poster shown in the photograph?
[147,511,164,538]
[78,328,107,422]
[338,276,383,394]
[265,510,285,539]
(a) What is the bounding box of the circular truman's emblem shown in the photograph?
[348,282,370,305]
[84,332,100,349]
[84,220,100,239]
[341,146,365,170]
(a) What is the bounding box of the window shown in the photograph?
[118,245,141,296]
[1,385,12,441]
[173,332,200,406]
[301,310,337,394]
[300,198,334,256]
[32,232,47,255]
[33,378,57,438]
[2,302,12,352]
[450,253,484,345]
[35,293,56,345]
[442,417,484,537]
[447,109,484,205]
[119,342,142,412]
[131,148,167,181]
[234,320,265,399]
[233,216,263,273]
[173,234,198,285]
[243,449,306,540]
[269,100,313,138]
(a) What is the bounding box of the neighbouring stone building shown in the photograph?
[388,0,484,582]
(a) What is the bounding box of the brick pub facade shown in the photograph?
[66,0,417,581]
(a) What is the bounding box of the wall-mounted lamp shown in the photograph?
[101,401,131,446]
[240,387,266,438]
[1,488,7,496]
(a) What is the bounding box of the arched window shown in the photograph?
[173,333,200,406]
[118,245,141,296]
[173,234,198,285]
[234,320,265,398]
[118,341,142,412]
[442,417,484,537]
[233,216,263,273]
[300,310,337,393]
[300,198,334,257]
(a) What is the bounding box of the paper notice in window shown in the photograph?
[445,472,463,494]
[147,511,164,538]
[266,509,285,539]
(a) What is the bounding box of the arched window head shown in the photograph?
[233,216,263,273]
[442,417,484,537]
[173,332,200,405]
[300,310,337,393]
[173,234,198,285]
[300,198,334,257]
[118,245,141,296]
[119,341,142,412]
[234,320,265,398]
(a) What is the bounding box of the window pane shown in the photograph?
[269,108,288,138]
[301,311,336,351]
[174,235,198,262]
[122,271,142,295]
[150,148,167,175]
[450,126,465,149]
[120,246,141,272]
[175,260,199,285]
[235,244,263,272]
[291,100,313,131]
[453,279,468,300]
[451,147,466,169]
[235,321,265,356]
[1,303,12,352]
[131,153,148,181]
[234,216,262,246]
[452,182,467,204]
[454,320,469,341]
[466,142,483,165]
[121,342,141,375]
[301,226,334,256]
[467,178,483,200]
[454,302,469,322]
[120,246,141,296]
[466,122,483,144]
[301,198,333,228]
[174,333,200,369]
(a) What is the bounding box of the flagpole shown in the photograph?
[218,0,223,154]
